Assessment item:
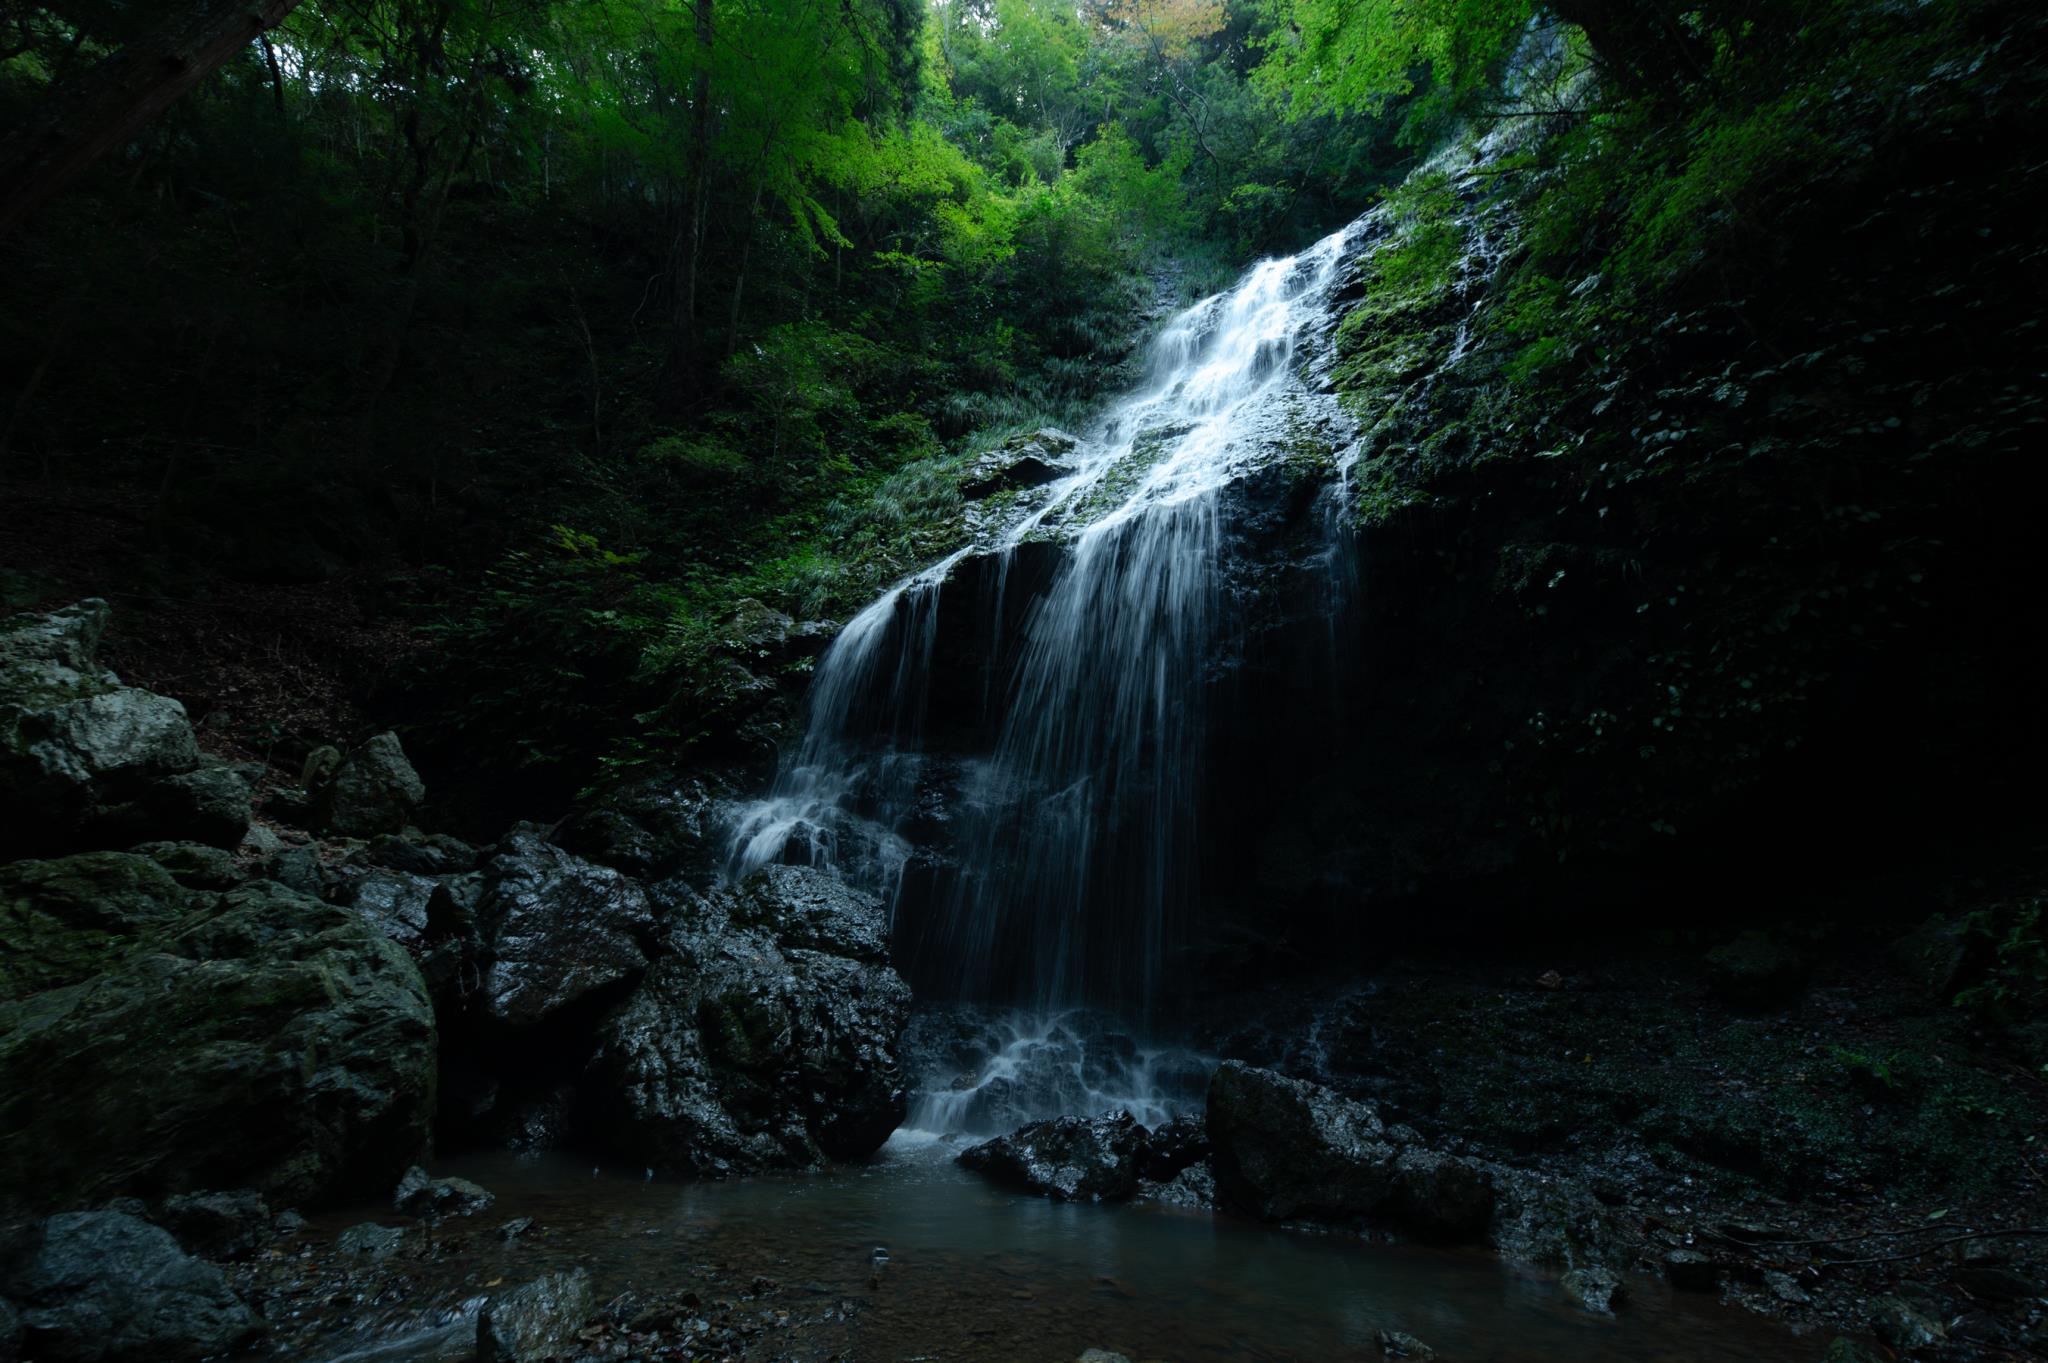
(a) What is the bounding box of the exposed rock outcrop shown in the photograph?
[0,601,249,856]
[587,865,911,1175]
[1203,1061,1624,1270]
[0,876,436,1214]
[473,829,656,1030]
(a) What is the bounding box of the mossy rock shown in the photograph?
[0,879,436,1214]
[0,852,195,1001]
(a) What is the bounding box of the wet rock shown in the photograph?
[154,1190,271,1260]
[727,863,890,962]
[1819,1337,1882,1363]
[0,853,192,1000]
[1205,1061,1398,1220]
[0,1297,18,1363]
[498,1217,535,1243]
[1137,1113,1210,1182]
[2,1210,258,1361]
[475,830,654,1029]
[272,1210,307,1235]
[1487,1168,1624,1269]
[0,879,435,1214]
[961,429,1077,499]
[393,1167,494,1222]
[1138,1160,1217,1209]
[1388,1147,1495,1243]
[128,841,242,890]
[1664,1247,1721,1291]
[958,1112,1146,1202]
[316,732,425,838]
[1873,1296,1946,1351]
[1561,1266,1625,1314]
[477,1268,596,1363]
[1704,930,1810,1011]
[1377,1329,1435,1359]
[556,775,726,883]
[335,868,440,948]
[587,868,910,1175]
[335,1222,408,1260]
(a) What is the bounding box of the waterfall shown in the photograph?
[725,224,1366,1012]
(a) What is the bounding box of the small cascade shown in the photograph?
[901,1006,1214,1137]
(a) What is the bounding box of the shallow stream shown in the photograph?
[274,1137,1814,1363]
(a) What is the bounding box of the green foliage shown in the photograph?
[1954,904,2047,1023]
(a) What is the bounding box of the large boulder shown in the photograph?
[315,732,426,838]
[1,1211,259,1362]
[0,879,436,1215]
[586,866,911,1175]
[958,1112,1147,1202]
[0,853,192,1000]
[0,601,213,857]
[473,830,656,1029]
[1205,1061,1400,1221]
[333,868,442,949]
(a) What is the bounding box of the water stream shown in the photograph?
[273,1146,1814,1363]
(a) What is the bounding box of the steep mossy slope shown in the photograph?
[1262,0,2048,919]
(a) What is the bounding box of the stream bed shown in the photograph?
[257,1136,1819,1363]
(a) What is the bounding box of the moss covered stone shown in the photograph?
[0,879,436,1215]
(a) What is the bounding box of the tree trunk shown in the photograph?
[659,0,718,412]
[0,0,305,237]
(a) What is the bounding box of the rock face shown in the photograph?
[1205,1060,1400,1221]
[0,878,435,1214]
[1204,1062,1622,1271]
[1,1211,258,1362]
[0,601,250,856]
[315,731,426,837]
[958,1112,1147,1202]
[474,830,656,1029]
[587,865,911,1175]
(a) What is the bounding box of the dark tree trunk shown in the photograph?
[659,0,718,413]
[0,0,305,237]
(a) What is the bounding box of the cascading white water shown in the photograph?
[720,17,1571,1135]
[726,224,1363,1009]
